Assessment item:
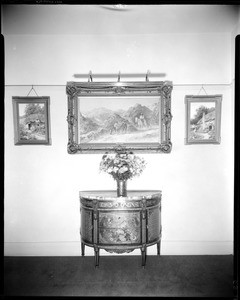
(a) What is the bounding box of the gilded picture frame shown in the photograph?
[12,96,51,145]
[185,95,222,145]
[66,81,173,154]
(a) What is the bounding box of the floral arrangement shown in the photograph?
[99,151,146,181]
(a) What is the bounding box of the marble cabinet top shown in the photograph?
[79,190,161,201]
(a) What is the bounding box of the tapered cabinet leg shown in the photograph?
[81,242,85,256]
[94,248,99,268]
[157,240,161,256]
[141,247,146,268]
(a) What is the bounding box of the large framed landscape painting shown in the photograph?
[66,81,173,153]
[78,96,160,144]
[185,95,222,144]
[12,97,51,145]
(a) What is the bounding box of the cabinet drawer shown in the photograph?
[99,227,141,244]
[99,211,140,229]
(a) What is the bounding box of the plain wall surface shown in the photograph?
[3,5,238,256]
[4,33,232,85]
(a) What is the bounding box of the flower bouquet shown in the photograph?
[99,151,146,197]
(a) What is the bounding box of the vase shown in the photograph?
[117,179,127,197]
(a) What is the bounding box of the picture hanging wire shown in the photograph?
[27,85,39,97]
[197,85,208,95]
[118,71,121,82]
[146,70,150,81]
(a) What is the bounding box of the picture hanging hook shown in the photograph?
[146,70,150,82]
[118,71,121,82]
[88,71,93,82]
[27,85,39,97]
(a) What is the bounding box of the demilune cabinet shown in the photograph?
[79,190,162,268]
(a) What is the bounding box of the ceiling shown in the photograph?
[2,4,240,35]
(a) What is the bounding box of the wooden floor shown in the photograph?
[4,255,234,297]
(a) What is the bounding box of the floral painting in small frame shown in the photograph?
[12,96,51,145]
[185,95,222,144]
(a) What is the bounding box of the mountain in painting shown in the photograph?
[149,102,159,125]
[79,112,100,134]
[79,102,159,143]
[115,108,126,117]
[84,107,114,125]
[103,113,138,134]
[124,103,157,127]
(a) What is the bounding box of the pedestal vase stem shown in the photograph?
[117,179,127,197]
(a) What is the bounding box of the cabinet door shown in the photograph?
[147,207,161,243]
[99,211,141,244]
[81,208,93,243]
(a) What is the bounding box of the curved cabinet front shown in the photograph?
[80,190,162,267]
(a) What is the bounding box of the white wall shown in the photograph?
[4,33,232,85]
[4,32,235,255]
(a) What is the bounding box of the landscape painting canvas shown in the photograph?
[78,96,161,144]
[12,97,51,145]
[67,80,173,153]
[185,95,222,144]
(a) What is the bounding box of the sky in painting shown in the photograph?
[79,96,160,114]
[18,103,44,117]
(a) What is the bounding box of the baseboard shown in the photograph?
[4,240,233,256]
[161,240,233,255]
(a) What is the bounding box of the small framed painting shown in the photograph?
[12,96,51,145]
[185,95,222,144]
